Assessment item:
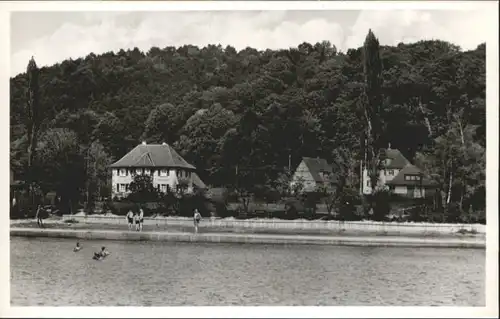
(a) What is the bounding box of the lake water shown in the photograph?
[10,237,484,306]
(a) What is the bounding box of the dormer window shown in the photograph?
[119,169,127,177]
[136,168,142,175]
[144,168,150,175]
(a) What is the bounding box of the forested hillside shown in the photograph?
[10,32,486,217]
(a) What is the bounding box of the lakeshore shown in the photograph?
[11,215,485,236]
[10,225,485,248]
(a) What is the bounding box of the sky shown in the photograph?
[10,9,490,77]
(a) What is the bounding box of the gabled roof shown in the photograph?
[386,164,435,187]
[301,157,338,184]
[110,143,195,169]
[192,172,207,189]
[383,149,411,169]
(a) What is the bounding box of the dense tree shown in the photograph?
[9,32,486,219]
[85,141,113,208]
[35,128,85,213]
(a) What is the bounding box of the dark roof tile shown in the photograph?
[383,149,411,169]
[386,164,435,187]
[110,143,195,169]
[301,157,338,184]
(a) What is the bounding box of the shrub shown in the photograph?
[106,201,137,215]
[371,190,391,221]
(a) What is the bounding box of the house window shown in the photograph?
[161,184,167,193]
[116,184,119,192]
[145,168,150,175]
[167,184,171,193]
[125,184,129,192]
[405,175,411,181]
[136,168,142,175]
[387,169,394,176]
[119,184,127,192]
[160,169,168,177]
[366,180,370,187]
[119,169,127,177]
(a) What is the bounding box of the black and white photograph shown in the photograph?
[2,1,498,316]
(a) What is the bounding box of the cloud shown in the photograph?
[345,10,487,51]
[10,10,488,77]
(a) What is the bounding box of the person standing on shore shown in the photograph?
[35,205,44,228]
[193,209,202,233]
[134,211,140,231]
[126,210,134,230]
[139,208,144,231]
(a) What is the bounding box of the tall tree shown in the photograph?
[36,128,85,213]
[25,57,43,205]
[362,29,384,195]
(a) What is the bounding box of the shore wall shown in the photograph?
[10,228,485,249]
[61,214,485,235]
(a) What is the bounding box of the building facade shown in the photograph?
[361,148,435,198]
[110,142,206,199]
[290,157,337,193]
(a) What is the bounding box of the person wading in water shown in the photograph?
[193,209,202,233]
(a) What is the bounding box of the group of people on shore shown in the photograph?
[125,208,203,233]
[126,208,144,231]
[34,203,203,234]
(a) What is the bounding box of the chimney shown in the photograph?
[142,141,147,145]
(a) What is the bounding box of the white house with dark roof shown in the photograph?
[109,142,206,199]
[362,147,435,198]
[385,164,435,198]
[290,157,338,193]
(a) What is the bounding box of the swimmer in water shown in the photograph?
[100,246,110,257]
[73,242,82,252]
[93,246,110,260]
